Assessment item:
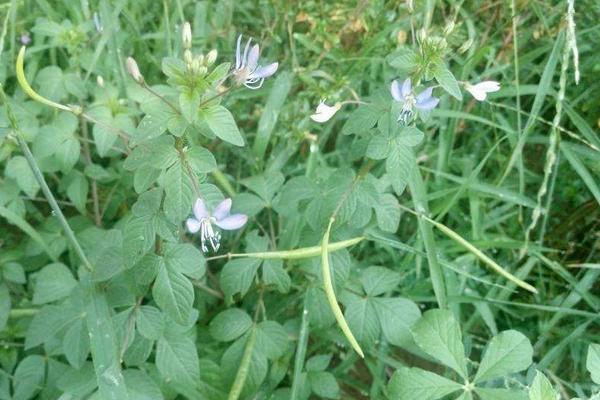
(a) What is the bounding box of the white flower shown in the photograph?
[465,81,500,101]
[310,101,341,123]
[126,57,143,83]
[232,34,279,89]
[186,198,248,253]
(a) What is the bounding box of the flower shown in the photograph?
[182,22,192,49]
[464,81,500,101]
[126,57,143,83]
[186,198,248,252]
[391,78,439,123]
[310,100,341,123]
[20,33,31,45]
[232,34,278,89]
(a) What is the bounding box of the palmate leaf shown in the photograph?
[387,367,462,400]
[474,330,533,384]
[410,309,468,379]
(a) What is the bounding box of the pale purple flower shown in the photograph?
[186,198,248,252]
[391,78,439,123]
[232,34,278,89]
[20,33,31,45]
[465,80,500,101]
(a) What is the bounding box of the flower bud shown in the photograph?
[96,75,105,88]
[126,57,143,83]
[443,21,455,36]
[396,30,407,45]
[205,49,218,65]
[182,22,192,49]
[184,49,193,65]
[458,38,473,54]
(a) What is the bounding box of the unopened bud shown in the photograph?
[443,21,455,36]
[458,38,473,54]
[195,54,205,65]
[126,57,143,83]
[96,75,105,87]
[418,28,427,42]
[205,49,217,65]
[197,65,207,75]
[184,49,193,65]
[406,0,414,12]
[182,22,192,49]
[396,30,407,45]
[191,58,201,73]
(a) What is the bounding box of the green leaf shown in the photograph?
[342,104,381,135]
[529,371,558,400]
[79,227,124,282]
[410,309,468,378]
[255,320,289,359]
[307,371,340,399]
[163,242,206,280]
[2,262,26,284]
[241,172,285,205]
[343,293,380,346]
[36,66,66,101]
[586,343,600,384]
[209,308,252,342]
[373,297,421,347]
[220,258,261,299]
[56,362,96,397]
[221,333,268,396]
[360,266,401,296]
[366,133,392,160]
[156,332,200,390]
[201,105,244,146]
[152,262,194,325]
[374,193,401,233]
[163,160,194,224]
[262,259,291,293]
[136,305,165,340]
[32,262,77,304]
[476,388,528,400]
[66,171,89,214]
[124,369,163,400]
[387,367,462,400]
[186,146,217,173]
[132,188,163,217]
[63,318,90,369]
[0,284,10,331]
[474,330,533,384]
[306,354,332,372]
[433,64,462,100]
[25,305,77,349]
[398,126,425,146]
[5,156,39,197]
[12,355,46,400]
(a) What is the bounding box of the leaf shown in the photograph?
[163,160,194,224]
[220,258,261,299]
[32,262,77,304]
[387,367,462,400]
[5,156,39,197]
[56,362,96,397]
[124,369,163,400]
[474,330,533,384]
[410,309,468,378]
[12,355,46,400]
[136,305,165,340]
[187,146,217,173]
[152,262,194,325]
[373,297,421,347]
[343,293,380,346]
[255,320,289,359]
[156,332,200,390]
[0,284,10,331]
[221,333,268,396]
[529,371,558,400]
[36,66,66,101]
[374,193,401,233]
[79,227,124,282]
[586,343,600,384]
[63,318,90,369]
[163,242,206,280]
[307,371,340,399]
[366,133,392,160]
[262,259,291,293]
[361,266,401,296]
[2,262,26,284]
[476,388,528,400]
[433,64,462,100]
[306,354,332,372]
[201,105,244,146]
[25,305,77,349]
[66,172,89,214]
[209,308,252,342]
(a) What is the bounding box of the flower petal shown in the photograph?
[235,34,243,69]
[193,198,209,220]
[416,87,433,104]
[466,86,487,101]
[214,214,248,230]
[401,78,412,98]
[251,62,278,79]
[213,198,232,220]
[415,96,439,111]
[391,80,403,102]
[474,81,500,92]
[186,218,201,233]
[242,38,252,67]
[247,44,260,71]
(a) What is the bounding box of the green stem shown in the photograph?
[290,299,310,400]
[227,325,258,400]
